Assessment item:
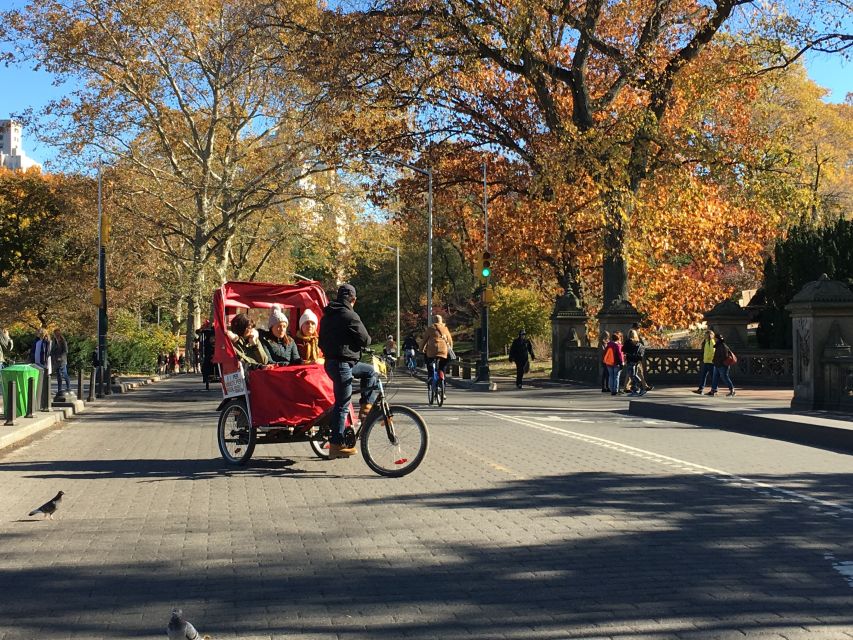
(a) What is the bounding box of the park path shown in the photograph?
[0,375,852,639]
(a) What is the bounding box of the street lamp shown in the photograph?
[365,154,433,324]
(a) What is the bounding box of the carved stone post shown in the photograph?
[551,292,589,380]
[786,274,853,410]
[703,300,749,348]
[596,296,642,341]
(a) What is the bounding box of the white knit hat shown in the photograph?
[268,303,289,329]
[299,308,318,328]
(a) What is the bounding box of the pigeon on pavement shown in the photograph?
[28,491,64,519]
[167,609,210,639]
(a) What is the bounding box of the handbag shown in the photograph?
[440,333,456,361]
[722,350,737,367]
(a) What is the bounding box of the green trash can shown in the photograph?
[1,364,42,417]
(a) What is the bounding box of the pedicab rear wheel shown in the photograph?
[218,399,256,465]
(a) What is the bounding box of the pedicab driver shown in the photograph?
[318,283,380,460]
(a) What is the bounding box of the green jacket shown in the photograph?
[234,334,269,370]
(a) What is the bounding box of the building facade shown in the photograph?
[0,119,41,171]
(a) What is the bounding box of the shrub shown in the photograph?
[488,286,550,353]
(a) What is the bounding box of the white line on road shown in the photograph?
[476,409,853,517]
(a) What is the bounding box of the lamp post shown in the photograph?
[366,154,433,324]
[96,158,109,397]
[381,244,401,357]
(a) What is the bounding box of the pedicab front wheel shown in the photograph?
[361,405,428,477]
[217,399,256,465]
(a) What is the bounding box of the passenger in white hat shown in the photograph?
[296,308,323,364]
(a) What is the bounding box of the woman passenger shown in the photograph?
[295,309,324,364]
[258,304,302,366]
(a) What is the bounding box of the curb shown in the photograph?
[628,399,853,454]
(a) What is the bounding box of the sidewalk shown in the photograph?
[627,386,853,454]
[0,373,171,453]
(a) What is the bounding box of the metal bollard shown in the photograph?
[25,377,35,418]
[42,371,52,412]
[105,365,112,396]
[96,366,104,399]
[77,368,83,398]
[88,368,96,402]
[4,380,16,426]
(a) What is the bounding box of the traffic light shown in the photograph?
[481,251,491,279]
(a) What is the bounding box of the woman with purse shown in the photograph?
[708,334,736,397]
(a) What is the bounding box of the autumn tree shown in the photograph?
[2,0,377,355]
[343,0,852,309]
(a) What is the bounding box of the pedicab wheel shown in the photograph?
[361,405,428,477]
[217,400,256,465]
[309,433,330,459]
[384,364,394,386]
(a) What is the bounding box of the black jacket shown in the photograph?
[318,300,371,362]
[509,337,535,364]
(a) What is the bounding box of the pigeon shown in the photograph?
[28,491,64,519]
[167,609,210,640]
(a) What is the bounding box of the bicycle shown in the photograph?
[308,350,428,476]
[426,359,446,407]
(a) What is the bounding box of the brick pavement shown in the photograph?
[0,376,851,639]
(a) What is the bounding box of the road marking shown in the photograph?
[476,409,853,517]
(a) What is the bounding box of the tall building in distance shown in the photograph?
[0,119,41,171]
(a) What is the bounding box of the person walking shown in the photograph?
[623,329,647,396]
[318,283,379,460]
[602,331,624,396]
[421,314,453,386]
[508,329,535,389]
[599,330,611,392]
[708,334,736,397]
[0,327,13,370]
[625,322,653,393]
[51,328,71,394]
[693,329,716,395]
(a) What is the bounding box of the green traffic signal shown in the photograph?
[481,251,491,278]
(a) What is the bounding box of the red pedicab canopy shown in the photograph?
[212,280,333,426]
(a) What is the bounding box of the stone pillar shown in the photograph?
[703,300,749,347]
[786,274,853,410]
[551,292,589,380]
[596,296,642,342]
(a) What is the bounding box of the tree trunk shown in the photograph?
[602,189,630,308]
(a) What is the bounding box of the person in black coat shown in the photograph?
[318,283,379,459]
[508,329,535,389]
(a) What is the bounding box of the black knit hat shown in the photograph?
[337,283,357,301]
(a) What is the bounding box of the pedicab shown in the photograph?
[212,280,428,477]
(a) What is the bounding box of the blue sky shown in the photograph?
[0,0,849,168]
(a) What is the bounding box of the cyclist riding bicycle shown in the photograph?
[383,335,397,363]
[402,333,418,367]
[421,314,453,386]
[318,283,379,460]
